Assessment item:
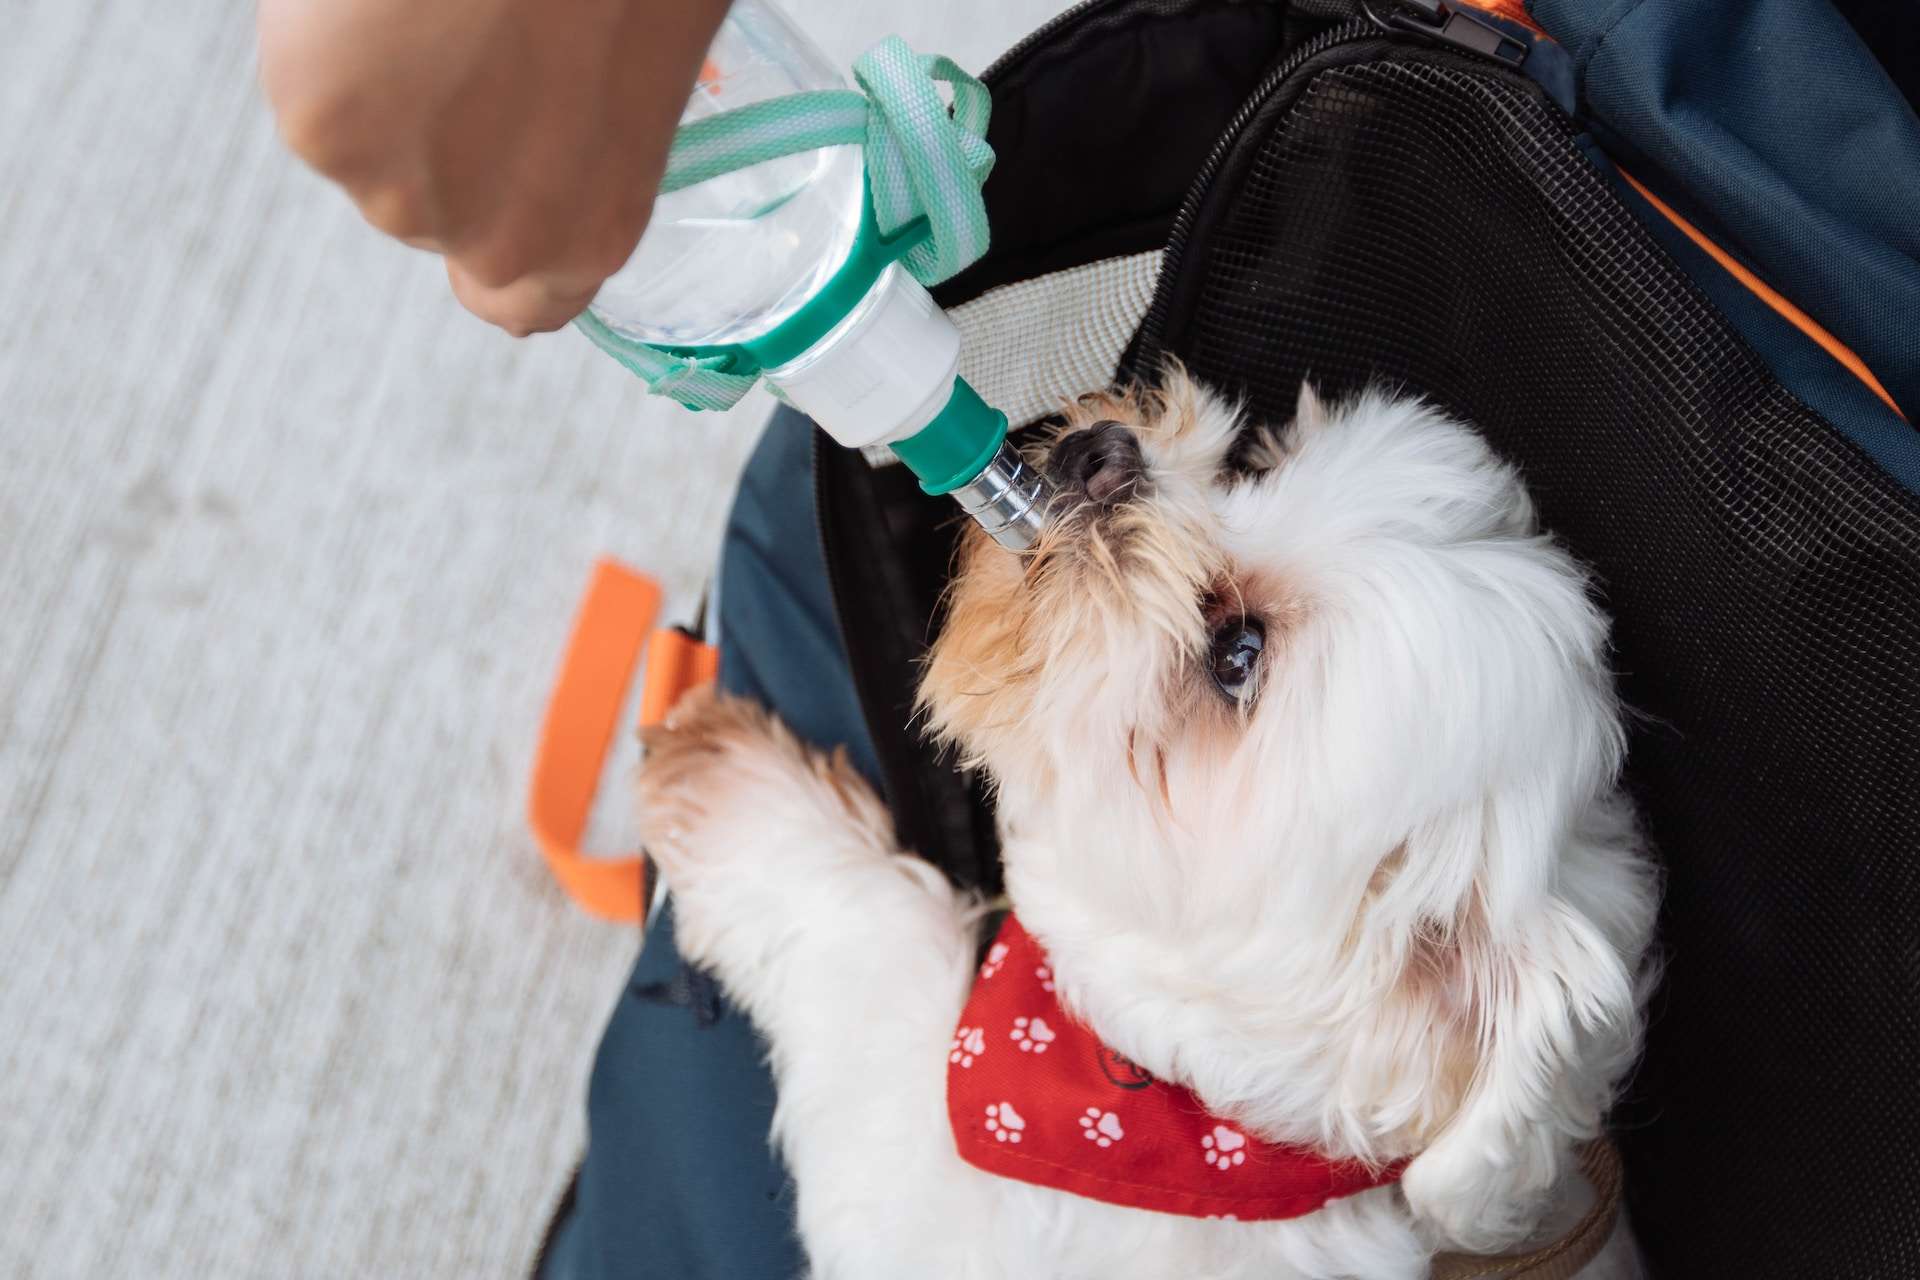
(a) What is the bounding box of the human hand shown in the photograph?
[259,0,730,335]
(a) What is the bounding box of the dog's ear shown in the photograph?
[1390,798,1649,1253]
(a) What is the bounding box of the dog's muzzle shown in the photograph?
[1047,420,1146,507]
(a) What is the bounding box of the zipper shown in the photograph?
[1133,2,1528,361]
[812,426,994,888]
[1358,0,1529,64]
[808,428,877,803]
[810,426,837,610]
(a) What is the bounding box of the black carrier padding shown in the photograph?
[1831,0,1920,112]
[1129,47,1920,1280]
[814,440,1005,895]
[935,0,1298,307]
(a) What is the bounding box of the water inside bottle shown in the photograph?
[588,1,867,349]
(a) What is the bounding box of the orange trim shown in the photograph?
[1617,167,1905,421]
[640,627,722,729]
[528,558,718,925]
[1456,0,1545,36]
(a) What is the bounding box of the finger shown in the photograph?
[446,260,598,337]
[357,176,439,244]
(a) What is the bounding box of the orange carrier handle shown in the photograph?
[528,558,718,924]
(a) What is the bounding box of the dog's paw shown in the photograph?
[637,689,789,882]
[1401,1131,1560,1254]
[637,689,893,889]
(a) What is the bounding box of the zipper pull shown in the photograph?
[1360,0,1528,66]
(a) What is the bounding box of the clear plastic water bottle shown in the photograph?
[584,0,1049,550]
[588,2,865,352]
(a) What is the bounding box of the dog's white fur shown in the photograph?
[641,371,1658,1279]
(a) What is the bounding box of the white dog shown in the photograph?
[640,370,1658,1279]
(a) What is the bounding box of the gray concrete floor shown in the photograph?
[0,2,1063,1274]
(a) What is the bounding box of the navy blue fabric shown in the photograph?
[538,407,874,1280]
[1532,0,1920,432]
[1572,137,1920,494]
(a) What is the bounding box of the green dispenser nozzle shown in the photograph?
[892,377,1052,551]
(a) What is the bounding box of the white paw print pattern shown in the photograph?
[1202,1125,1248,1170]
[1078,1108,1124,1148]
[1009,1015,1056,1053]
[948,1025,986,1068]
[978,942,1009,979]
[1035,964,1055,992]
[984,1102,1026,1143]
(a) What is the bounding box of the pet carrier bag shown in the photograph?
[534,3,1919,1276]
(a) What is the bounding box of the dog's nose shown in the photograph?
[1049,420,1144,504]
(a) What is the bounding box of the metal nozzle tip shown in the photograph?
[949,441,1053,551]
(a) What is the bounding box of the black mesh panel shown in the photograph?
[1141,53,1920,1280]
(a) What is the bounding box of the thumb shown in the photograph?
[445,260,601,338]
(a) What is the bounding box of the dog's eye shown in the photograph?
[1209,618,1265,701]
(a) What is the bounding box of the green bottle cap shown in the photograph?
[891,377,1009,495]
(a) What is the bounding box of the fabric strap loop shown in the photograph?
[527,559,718,924]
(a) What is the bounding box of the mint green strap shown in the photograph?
[574,311,762,413]
[851,40,994,285]
[582,36,995,412]
[662,94,870,192]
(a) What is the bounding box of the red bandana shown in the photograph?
[948,915,1404,1220]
